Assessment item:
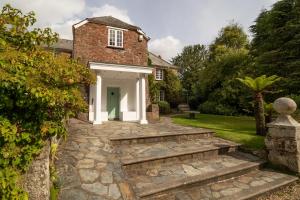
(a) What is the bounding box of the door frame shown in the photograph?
[107,87,120,120]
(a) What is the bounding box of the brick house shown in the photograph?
[148,52,179,102]
[50,16,179,124]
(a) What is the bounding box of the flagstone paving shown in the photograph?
[56,118,298,200]
[56,118,206,200]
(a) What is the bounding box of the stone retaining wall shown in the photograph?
[22,142,50,200]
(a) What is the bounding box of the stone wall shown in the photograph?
[146,104,160,122]
[73,22,148,66]
[22,142,50,200]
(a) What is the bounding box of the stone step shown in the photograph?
[110,129,214,145]
[174,169,298,200]
[118,137,240,170]
[123,152,265,199]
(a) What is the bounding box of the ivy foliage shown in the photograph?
[0,4,95,199]
[148,69,182,108]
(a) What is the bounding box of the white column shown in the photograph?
[136,78,140,121]
[94,73,102,124]
[139,74,148,124]
[88,85,95,122]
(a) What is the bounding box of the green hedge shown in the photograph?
[158,101,171,114]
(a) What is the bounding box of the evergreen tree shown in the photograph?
[251,0,300,95]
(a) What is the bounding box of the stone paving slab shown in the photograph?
[110,129,214,145]
[174,169,298,200]
[56,117,206,200]
[124,152,264,198]
[117,137,239,164]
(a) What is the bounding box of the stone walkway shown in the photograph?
[56,118,297,200]
[56,118,203,200]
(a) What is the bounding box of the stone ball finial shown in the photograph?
[273,97,297,115]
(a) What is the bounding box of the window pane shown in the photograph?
[109,29,115,46]
[156,69,163,80]
[160,90,165,101]
[116,30,123,47]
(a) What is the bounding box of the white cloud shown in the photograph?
[51,19,80,39]
[1,0,85,26]
[149,36,183,61]
[0,1,133,39]
[90,4,133,24]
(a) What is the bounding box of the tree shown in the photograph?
[198,23,252,115]
[250,0,300,95]
[171,44,208,106]
[237,75,281,136]
[0,4,94,198]
[164,69,182,108]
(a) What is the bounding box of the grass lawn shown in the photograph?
[172,114,265,150]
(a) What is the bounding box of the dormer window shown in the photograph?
[108,28,123,48]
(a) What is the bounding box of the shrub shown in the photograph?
[0,4,94,198]
[198,101,238,116]
[158,101,171,114]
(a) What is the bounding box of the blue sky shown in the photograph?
[2,0,277,60]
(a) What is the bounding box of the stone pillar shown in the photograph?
[139,74,148,124]
[94,73,102,124]
[265,97,300,172]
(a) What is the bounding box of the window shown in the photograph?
[108,28,123,48]
[155,69,164,80]
[159,90,165,101]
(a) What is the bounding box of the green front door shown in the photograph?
[107,87,120,120]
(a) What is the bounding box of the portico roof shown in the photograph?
[89,62,153,74]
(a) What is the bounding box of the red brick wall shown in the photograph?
[73,22,148,66]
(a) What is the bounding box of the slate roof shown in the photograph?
[149,52,178,69]
[47,39,73,53]
[87,16,141,31]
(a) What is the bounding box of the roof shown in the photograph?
[47,39,73,53]
[149,52,179,69]
[87,16,141,31]
[73,16,150,40]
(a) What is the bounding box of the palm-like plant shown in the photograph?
[237,75,281,136]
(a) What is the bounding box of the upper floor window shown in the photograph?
[155,69,164,80]
[108,28,123,48]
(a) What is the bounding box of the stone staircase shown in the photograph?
[110,129,298,200]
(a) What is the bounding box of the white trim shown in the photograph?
[89,62,153,74]
[155,68,164,80]
[106,26,128,31]
[73,19,88,29]
[108,28,124,48]
[137,29,150,40]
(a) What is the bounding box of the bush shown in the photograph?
[0,4,94,198]
[158,101,171,114]
[198,101,238,116]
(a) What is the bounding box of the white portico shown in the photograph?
[88,62,152,125]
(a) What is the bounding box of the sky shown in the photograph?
[1,0,278,61]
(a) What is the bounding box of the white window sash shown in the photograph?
[108,28,123,48]
[156,69,163,80]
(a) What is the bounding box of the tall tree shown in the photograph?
[171,44,208,104]
[198,23,252,115]
[250,0,300,95]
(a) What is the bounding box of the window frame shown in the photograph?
[108,28,124,48]
[155,68,164,80]
[159,90,165,101]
